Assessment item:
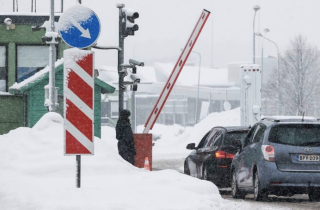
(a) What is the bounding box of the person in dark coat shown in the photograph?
[115,109,136,165]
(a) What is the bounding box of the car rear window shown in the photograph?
[224,131,248,145]
[269,124,320,146]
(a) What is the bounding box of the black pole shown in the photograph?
[117,4,125,115]
[76,155,81,188]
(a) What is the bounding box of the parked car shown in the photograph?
[184,126,249,188]
[231,117,320,202]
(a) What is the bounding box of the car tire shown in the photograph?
[231,169,246,199]
[184,160,190,175]
[309,189,320,202]
[253,171,268,201]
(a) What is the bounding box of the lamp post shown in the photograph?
[255,31,280,115]
[253,5,260,64]
[180,49,201,123]
[192,51,201,123]
[259,28,270,84]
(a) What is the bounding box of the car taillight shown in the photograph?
[215,151,235,159]
[261,145,275,162]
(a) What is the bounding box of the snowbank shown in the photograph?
[0,113,223,210]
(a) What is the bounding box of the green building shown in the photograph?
[0,14,115,136]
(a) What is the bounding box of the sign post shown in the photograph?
[143,9,210,133]
[59,4,100,188]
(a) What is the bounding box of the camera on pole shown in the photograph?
[130,74,140,83]
[129,59,144,67]
[119,58,143,92]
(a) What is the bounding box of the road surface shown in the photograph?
[153,158,320,209]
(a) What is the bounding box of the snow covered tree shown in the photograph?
[264,35,320,116]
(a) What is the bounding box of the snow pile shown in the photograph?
[0,112,223,210]
[59,4,94,32]
[138,107,241,160]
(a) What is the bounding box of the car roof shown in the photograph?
[213,126,250,132]
[261,116,320,127]
[262,116,318,122]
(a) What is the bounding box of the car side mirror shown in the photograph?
[186,143,196,150]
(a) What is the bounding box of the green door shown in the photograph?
[0,95,24,135]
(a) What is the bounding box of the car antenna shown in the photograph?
[302,112,305,122]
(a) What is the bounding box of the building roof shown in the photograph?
[9,59,115,95]
[0,14,60,25]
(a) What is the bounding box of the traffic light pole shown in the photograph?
[117,4,125,114]
[49,0,56,112]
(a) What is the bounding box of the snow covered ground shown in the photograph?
[0,109,289,210]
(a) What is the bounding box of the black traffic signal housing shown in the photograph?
[123,8,139,36]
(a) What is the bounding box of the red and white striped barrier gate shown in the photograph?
[143,9,210,133]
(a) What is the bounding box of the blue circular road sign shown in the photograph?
[59,4,101,48]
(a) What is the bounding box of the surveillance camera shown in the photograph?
[129,59,144,67]
[4,18,12,26]
[130,74,140,83]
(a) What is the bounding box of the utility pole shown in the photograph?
[116,4,140,115]
[48,0,57,112]
[117,4,125,114]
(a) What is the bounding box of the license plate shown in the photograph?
[297,154,320,162]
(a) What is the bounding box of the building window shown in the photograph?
[0,46,6,92]
[17,45,49,83]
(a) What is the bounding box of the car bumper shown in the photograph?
[258,161,320,192]
[208,166,231,187]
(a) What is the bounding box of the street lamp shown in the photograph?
[180,49,201,123]
[253,5,260,64]
[255,31,280,115]
[258,28,270,83]
[191,51,201,123]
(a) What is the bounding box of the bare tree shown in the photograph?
[264,35,320,116]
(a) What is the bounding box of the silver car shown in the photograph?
[231,117,320,201]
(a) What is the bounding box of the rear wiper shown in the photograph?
[299,142,320,146]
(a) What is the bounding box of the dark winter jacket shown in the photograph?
[115,115,136,157]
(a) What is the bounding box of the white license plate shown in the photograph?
[297,155,320,162]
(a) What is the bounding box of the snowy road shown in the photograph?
[153,158,320,210]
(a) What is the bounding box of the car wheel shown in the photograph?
[231,169,246,199]
[253,171,268,201]
[184,161,190,175]
[309,189,320,202]
[202,164,208,180]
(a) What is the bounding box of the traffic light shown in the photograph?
[41,32,61,44]
[123,9,139,36]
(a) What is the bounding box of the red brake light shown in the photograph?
[265,145,274,153]
[261,145,275,162]
[215,151,235,159]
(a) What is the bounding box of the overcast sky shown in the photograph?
[1,0,320,69]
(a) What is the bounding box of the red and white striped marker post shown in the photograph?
[143,9,210,133]
[64,49,94,187]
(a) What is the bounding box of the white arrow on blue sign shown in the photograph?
[58,4,101,48]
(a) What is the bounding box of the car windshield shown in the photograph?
[224,131,248,145]
[269,124,320,146]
